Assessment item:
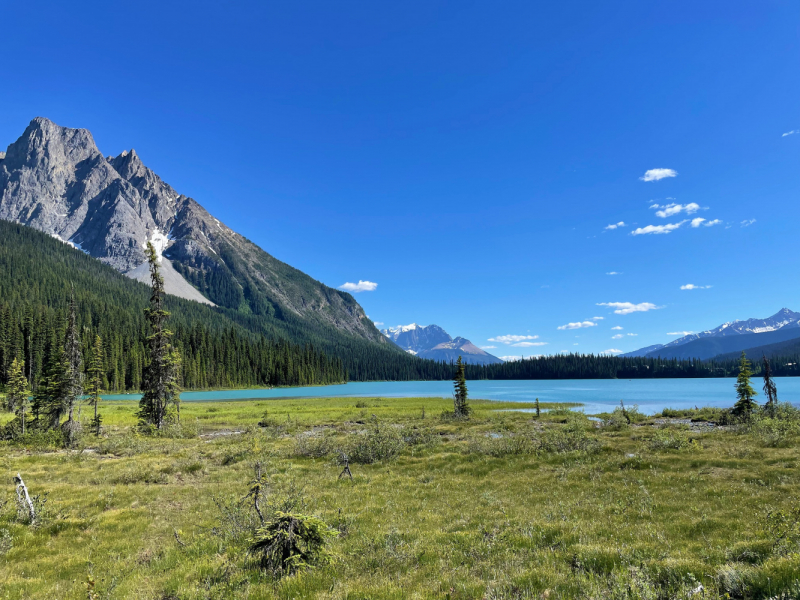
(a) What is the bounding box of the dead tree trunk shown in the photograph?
[338,454,353,480]
[14,473,35,524]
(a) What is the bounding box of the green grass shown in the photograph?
[2,396,800,599]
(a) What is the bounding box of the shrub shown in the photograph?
[249,512,337,576]
[467,433,535,457]
[648,428,699,451]
[344,419,404,464]
[539,416,599,454]
[400,425,439,447]
[292,431,335,459]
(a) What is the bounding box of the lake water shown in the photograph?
[101,377,800,415]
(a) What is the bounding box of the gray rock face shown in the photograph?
[0,118,385,343]
[381,323,503,365]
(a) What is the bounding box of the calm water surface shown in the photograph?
[102,377,800,415]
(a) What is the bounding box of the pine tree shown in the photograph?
[138,243,181,429]
[86,335,104,434]
[452,356,470,418]
[6,357,30,435]
[733,351,758,418]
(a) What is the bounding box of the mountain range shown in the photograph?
[0,117,385,346]
[380,323,503,365]
[624,308,800,360]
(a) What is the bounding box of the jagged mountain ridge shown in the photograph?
[0,117,385,343]
[381,323,503,365]
[623,308,800,359]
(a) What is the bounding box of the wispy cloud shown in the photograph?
[602,348,623,355]
[627,333,638,336]
[512,341,548,347]
[606,271,622,276]
[480,345,497,349]
[339,280,378,293]
[373,321,384,326]
[592,316,604,320]
[651,202,700,218]
[668,331,693,336]
[631,221,687,235]
[691,217,706,228]
[680,284,711,290]
[612,334,623,339]
[489,334,539,344]
[557,321,598,330]
[705,219,722,227]
[605,222,626,230]
[611,326,623,330]
[691,217,722,228]
[640,168,677,182]
[597,302,662,315]
[783,130,799,137]
[741,219,756,227]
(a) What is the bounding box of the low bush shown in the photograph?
[467,433,535,457]
[344,418,404,464]
[400,425,439,447]
[539,416,600,454]
[292,431,335,459]
[648,428,699,451]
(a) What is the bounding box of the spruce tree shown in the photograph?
[6,357,30,435]
[452,356,470,418]
[762,355,778,416]
[138,243,181,429]
[733,351,758,418]
[60,289,83,443]
[86,335,104,434]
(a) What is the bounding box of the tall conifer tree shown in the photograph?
[733,351,758,418]
[61,288,83,443]
[138,243,181,429]
[453,356,470,418]
[6,357,30,435]
[762,355,778,416]
[86,335,104,434]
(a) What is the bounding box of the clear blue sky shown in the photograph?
[2,1,799,360]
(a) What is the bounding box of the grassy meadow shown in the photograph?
[2,396,800,599]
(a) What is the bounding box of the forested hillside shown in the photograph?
[0,221,348,390]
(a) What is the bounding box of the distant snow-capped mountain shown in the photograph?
[380,323,503,365]
[624,308,800,358]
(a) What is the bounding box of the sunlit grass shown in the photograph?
[1,396,799,598]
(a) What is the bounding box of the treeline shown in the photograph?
[0,304,345,392]
[463,353,800,380]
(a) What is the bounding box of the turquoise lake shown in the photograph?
[102,377,800,415]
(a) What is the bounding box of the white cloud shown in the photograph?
[606,271,622,275]
[373,321,384,326]
[680,284,711,290]
[557,321,598,330]
[605,222,626,230]
[651,203,700,218]
[480,345,497,349]
[741,218,756,227]
[339,280,378,293]
[631,221,687,235]
[602,349,623,355]
[704,219,722,227]
[592,316,604,320]
[511,341,549,347]
[611,326,623,330]
[783,130,799,137]
[489,334,539,345]
[691,217,706,228]
[668,331,693,336]
[640,168,677,182]
[612,334,623,339]
[597,302,662,315]
[627,333,638,336]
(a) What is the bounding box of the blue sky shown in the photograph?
[1,1,799,360]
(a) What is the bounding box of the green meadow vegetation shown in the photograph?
[2,394,800,599]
